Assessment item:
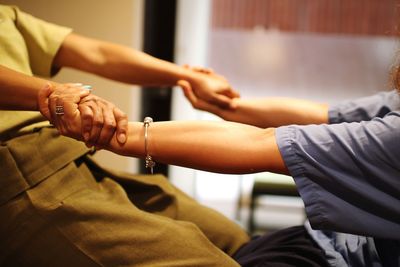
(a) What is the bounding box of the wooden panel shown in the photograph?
[211,0,400,36]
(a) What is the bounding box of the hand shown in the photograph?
[78,94,128,147]
[181,65,240,109]
[179,80,236,118]
[38,83,89,140]
[38,83,128,147]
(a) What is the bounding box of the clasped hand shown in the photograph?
[37,83,128,148]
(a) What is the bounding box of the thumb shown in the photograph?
[209,93,233,110]
[178,80,197,105]
[114,107,128,144]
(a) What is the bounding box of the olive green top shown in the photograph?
[0,5,72,141]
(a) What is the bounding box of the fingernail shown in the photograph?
[83,85,92,90]
[117,133,126,143]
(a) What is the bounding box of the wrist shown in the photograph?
[217,98,240,119]
[176,67,203,86]
[109,122,143,156]
[35,81,59,116]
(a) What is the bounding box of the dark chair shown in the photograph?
[247,173,301,234]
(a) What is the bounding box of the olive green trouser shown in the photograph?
[0,128,249,267]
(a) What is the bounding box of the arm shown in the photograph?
[40,89,286,174]
[181,72,400,126]
[0,65,91,113]
[0,65,127,145]
[328,90,400,123]
[180,80,329,128]
[53,33,239,108]
[275,115,400,238]
[0,65,52,111]
[108,121,288,175]
[216,98,329,128]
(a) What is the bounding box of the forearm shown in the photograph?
[0,65,50,110]
[108,121,288,174]
[216,97,329,128]
[54,34,199,87]
[97,43,197,86]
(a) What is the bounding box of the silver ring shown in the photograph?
[55,105,64,115]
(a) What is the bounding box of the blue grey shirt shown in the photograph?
[275,90,400,267]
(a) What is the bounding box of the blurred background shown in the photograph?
[4,0,399,233]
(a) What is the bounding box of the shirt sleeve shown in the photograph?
[329,90,400,123]
[276,112,400,239]
[12,6,72,77]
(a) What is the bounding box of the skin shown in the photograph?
[39,83,127,146]
[178,72,329,128]
[109,121,288,175]
[54,33,240,108]
[33,40,329,175]
[39,80,330,176]
[0,65,127,145]
[51,33,239,146]
[3,32,240,147]
[40,87,287,174]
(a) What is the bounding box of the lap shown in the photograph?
[85,155,250,255]
[0,158,242,267]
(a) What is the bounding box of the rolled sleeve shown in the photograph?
[329,90,400,123]
[276,112,400,239]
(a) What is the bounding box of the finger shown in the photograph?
[65,82,83,87]
[54,98,69,136]
[179,80,223,113]
[192,66,214,74]
[224,88,241,99]
[77,87,91,98]
[208,93,233,109]
[96,101,117,147]
[113,107,128,144]
[37,83,53,120]
[79,103,93,142]
[86,100,103,147]
[65,83,91,98]
[178,80,198,107]
[48,90,61,127]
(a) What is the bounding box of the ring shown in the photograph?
[55,105,64,115]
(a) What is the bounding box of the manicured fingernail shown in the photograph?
[117,133,126,143]
[83,85,92,90]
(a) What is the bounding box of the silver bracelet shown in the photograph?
[143,117,155,174]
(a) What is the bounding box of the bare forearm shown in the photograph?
[109,121,288,174]
[0,65,50,110]
[216,97,329,128]
[96,43,195,86]
[54,34,198,87]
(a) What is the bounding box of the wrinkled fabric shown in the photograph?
[276,91,400,266]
